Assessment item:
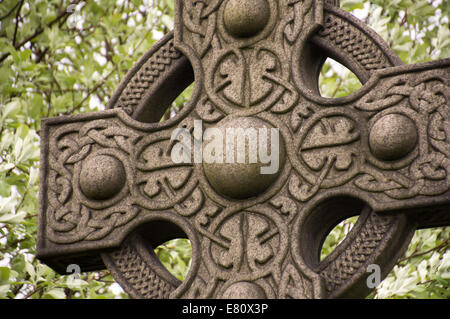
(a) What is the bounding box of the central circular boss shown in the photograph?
[202,117,285,199]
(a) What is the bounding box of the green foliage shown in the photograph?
[320,216,359,261]
[155,239,192,281]
[374,228,449,299]
[0,0,448,299]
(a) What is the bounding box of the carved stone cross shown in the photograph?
[38,0,450,299]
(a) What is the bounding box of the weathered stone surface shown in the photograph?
[80,154,126,200]
[37,0,450,299]
[223,0,271,38]
[202,116,285,199]
[369,114,418,161]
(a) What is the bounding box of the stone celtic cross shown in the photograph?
[37,0,450,299]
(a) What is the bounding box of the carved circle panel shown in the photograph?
[100,4,419,299]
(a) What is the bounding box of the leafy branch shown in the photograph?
[398,238,450,263]
[0,0,84,64]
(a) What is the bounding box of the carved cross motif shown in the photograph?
[37,0,450,299]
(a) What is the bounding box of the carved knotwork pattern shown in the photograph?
[47,119,141,244]
[285,66,450,204]
[320,212,393,293]
[318,11,391,71]
[282,0,315,43]
[354,71,450,200]
[278,264,313,299]
[107,240,176,298]
[39,0,450,300]
[46,114,199,244]
[116,39,182,115]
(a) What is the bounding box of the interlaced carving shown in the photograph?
[45,113,198,244]
[116,39,182,115]
[38,0,450,300]
[107,240,176,299]
[319,12,390,71]
[46,118,140,244]
[320,212,393,293]
[279,264,314,299]
[282,0,315,43]
[286,64,450,206]
[354,69,450,200]
[181,0,218,56]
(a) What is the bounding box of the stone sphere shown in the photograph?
[202,117,284,200]
[222,281,267,299]
[369,114,418,161]
[223,0,270,38]
[79,154,126,200]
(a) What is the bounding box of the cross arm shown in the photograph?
[37,109,198,273]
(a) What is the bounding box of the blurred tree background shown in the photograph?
[0,0,448,299]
